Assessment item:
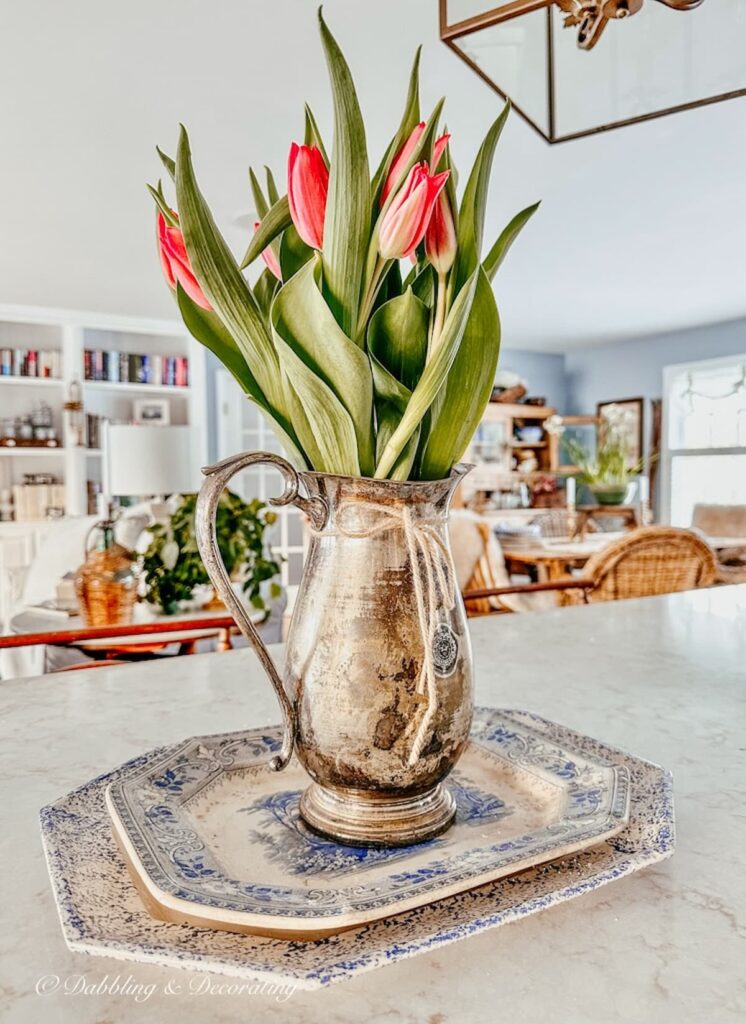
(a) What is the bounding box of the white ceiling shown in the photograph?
[1,0,744,352]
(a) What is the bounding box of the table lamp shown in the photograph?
[103,424,200,502]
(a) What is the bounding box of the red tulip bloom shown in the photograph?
[287,143,328,250]
[425,189,457,274]
[157,211,212,311]
[378,162,450,261]
[381,127,451,205]
[254,222,282,280]
[381,121,425,204]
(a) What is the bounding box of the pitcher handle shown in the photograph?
[195,451,327,771]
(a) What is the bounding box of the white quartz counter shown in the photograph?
[1,586,745,1023]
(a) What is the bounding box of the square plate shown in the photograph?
[104,708,629,938]
[40,710,674,988]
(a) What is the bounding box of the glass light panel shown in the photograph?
[445,0,746,140]
[454,12,550,135]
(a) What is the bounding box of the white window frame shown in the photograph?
[661,353,746,524]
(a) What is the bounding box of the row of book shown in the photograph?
[0,348,62,379]
[11,483,66,521]
[85,413,105,450]
[84,350,189,387]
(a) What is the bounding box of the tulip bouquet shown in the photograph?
[149,9,538,481]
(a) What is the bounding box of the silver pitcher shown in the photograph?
[195,453,473,847]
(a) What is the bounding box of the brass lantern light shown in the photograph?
[440,0,746,142]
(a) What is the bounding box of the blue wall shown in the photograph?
[498,348,567,410]
[565,318,746,416]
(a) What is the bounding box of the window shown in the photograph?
[662,355,746,526]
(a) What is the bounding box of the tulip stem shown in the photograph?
[428,271,448,360]
[356,257,388,345]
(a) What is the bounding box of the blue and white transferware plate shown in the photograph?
[103,708,630,939]
[40,709,674,988]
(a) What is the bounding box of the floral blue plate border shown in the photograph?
[40,709,674,989]
[103,708,630,937]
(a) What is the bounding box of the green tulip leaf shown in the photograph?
[368,287,428,392]
[318,8,371,340]
[483,201,540,282]
[176,283,307,468]
[272,259,375,474]
[156,146,176,182]
[374,268,480,479]
[452,101,510,292]
[252,268,278,320]
[304,104,330,166]
[272,328,360,476]
[265,166,280,207]
[371,46,421,201]
[279,223,314,281]
[240,194,292,270]
[418,267,500,480]
[370,353,420,480]
[175,126,291,427]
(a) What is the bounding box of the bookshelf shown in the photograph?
[0,304,207,521]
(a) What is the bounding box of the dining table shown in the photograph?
[499,530,628,581]
[2,585,745,1023]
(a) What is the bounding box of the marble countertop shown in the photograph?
[2,586,745,1023]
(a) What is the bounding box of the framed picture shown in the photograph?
[596,398,644,466]
[133,398,170,426]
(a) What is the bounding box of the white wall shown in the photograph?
[0,0,744,351]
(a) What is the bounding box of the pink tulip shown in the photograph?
[432,132,450,171]
[425,188,457,274]
[381,127,451,205]
[381,122,425,204]
[157,211,212,311]
[287,143,328,250]
[254,222,282,280]
[378,162,450,261]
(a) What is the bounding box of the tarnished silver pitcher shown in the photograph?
[195,452,473,847]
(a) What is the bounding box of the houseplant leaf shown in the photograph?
[271,259,375,474]
[483,201,540,282]
[374,268,480,479]
[418,267,500,479]
[318,8,370,340]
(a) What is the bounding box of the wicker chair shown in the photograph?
[573,526,717,604]
[530,510,591,540]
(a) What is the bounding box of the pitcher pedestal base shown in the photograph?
[299,782,456,848]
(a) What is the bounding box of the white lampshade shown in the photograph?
[104,424,200,497]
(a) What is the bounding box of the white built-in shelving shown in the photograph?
[0,303,207,518]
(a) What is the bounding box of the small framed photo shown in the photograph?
[596,397,644,466]
[133,398,171,426]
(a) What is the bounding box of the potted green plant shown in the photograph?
[547,408,646,505]
[140,492,281,615]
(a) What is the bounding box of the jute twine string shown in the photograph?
[310,501,456,766]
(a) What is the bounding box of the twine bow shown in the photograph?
[311,501,457,766]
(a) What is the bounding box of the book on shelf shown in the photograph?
[0,348,61,379]
[12,483,66,521]
[84,349,189,387]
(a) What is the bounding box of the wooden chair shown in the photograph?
[691,503,746,584]
[566,526,717,604]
